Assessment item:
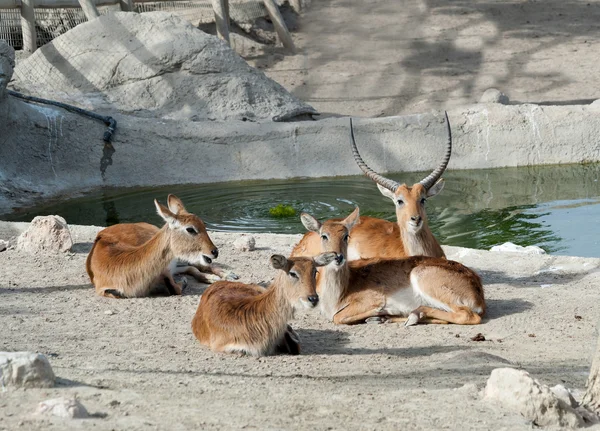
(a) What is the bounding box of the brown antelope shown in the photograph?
[86,194,222,298]
[192,253,336,356]
[300,208,485,326]
[292,112,452,261]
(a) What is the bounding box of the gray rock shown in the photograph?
[480,88,509,104]
[0,239,8,252]
[0,40,15,99]
[36,397,89,418]
[0,352,56,389]
[13,12,315,122]
[17,215,73,253]
[234,235,256,252]
[483,368,584,428]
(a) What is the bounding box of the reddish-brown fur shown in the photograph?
[191,253,336,356]
[291,182,445,261]
[86,195,220,298]
[301,208,485,326]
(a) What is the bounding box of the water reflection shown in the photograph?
[3,164,599,257]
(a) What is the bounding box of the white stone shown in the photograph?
[551,384,578,408]
[480,88,509,104]
[36,397,89,419]
[0,352,55,389]
[0,239,8,252]
[490,242,546,255]
[234,235,256,252]
[483,368,583,428]
[16,215,73,253]
[104,310,115,315]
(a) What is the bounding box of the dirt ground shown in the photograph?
[1,221,600,430]
[3,1,600,429]
[247,0,600,118]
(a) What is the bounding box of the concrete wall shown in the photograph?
[1,95,600,213]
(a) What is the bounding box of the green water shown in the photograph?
[3,164,600,257]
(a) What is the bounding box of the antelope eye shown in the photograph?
[289,272,299,279]
[343,234,349,242]
[320,234,328,241]
[420,198,427,205]
[186,227,198,235]
[397,199,404,206]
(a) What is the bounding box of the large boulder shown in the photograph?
[17,215,73,253]
[12,12,315,122]
[0,352,56,389]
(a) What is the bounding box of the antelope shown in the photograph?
[191,253,336,356]
[291,112,452,261]
[86,194,222,298]
[300,208,485,326]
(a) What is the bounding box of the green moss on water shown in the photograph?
[269,204,297,218]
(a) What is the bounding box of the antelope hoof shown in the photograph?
[224,271,240,281]
[365,316,386,324]
[405,312,421,327]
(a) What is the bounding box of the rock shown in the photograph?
[480,88,509,104]
[104,310,115,315]
[0,239,8,252]
[490,242,546,255]
[0,352,56,388]
[13,12,316,122]
[36,397,89,419]
[234,235,256,252]
[483,368,584,428]
[551,384,578,408]
[591,99,600,108]
[0,40,15,99]
[16,215,73,253]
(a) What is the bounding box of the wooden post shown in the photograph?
[19,0,37,53]
[262,0,295,53]
[78,0,100,20]
[211,0,230,45]
[119,0,134,12]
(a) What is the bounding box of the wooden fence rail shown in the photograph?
[1,0,295,53]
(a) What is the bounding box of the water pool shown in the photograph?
[3,164,599,257]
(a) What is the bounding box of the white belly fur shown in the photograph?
[383,273,453,316]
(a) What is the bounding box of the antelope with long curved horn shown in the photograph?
[292,112,451,261]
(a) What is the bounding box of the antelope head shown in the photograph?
[300,207,361,269]
[349,112,451,234]
[155,194,219,266]
[271,253,337,309]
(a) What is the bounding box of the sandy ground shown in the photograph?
[1,220,600,430]
[248,0,600,118]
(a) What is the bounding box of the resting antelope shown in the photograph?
[86,194,222,298]
[300,208,485,325]
[292,112,452,261]
[192,253,336,356]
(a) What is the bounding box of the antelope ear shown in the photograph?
[300,213,321,232]
[167,194,187,214]
[343,207,360,231]
[270,254,289,271]
[377,184,396,200]
[313,252,337,267]
[426,178,445,197]
[155,200,178,226]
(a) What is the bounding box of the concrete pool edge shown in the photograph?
[1,94,600,214]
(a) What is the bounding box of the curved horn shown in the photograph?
[349,118,399,192]
[419,111,452,190]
